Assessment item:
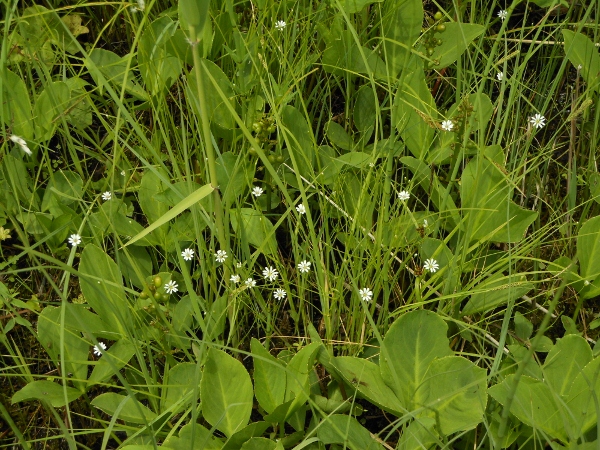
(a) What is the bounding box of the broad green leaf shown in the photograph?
[566,357,600,436]
[251,338,286,413]
[78,244,129,334]
[91,393,157,424]
[543,335,592,398]
[428,23,485,69]
[489,375,567,443]
[37,306,89,390]
[327,121,354,151]
[125,183,213,247]
[562,30,600,92]
[338,0,384,14]
[162,362,199,413]
[139,170,171,224]
[394,61,437,159]
[462,272,533,315]
[12,381,81,407]
[64,77,92,130]
[163,422,222,449]
[382,0,423,74]
[514,311,533,341]
[33,81,71,141]
[396,418,438,450]
[217,152,252,205]
[334,152,371,168]
[222,422,271,450]
[380,310,452,409]
[461,157,537,243]
[201,348,253,437]
[187,59,236,129]
[2,154,36,207]
[447,93,493,133]
[354,85,376,143]
[417,356,487,434]
[138,17,183,96]
[2,69,33,139]
[63,304,120,340]
[88,340,137,386]
[241,438,277,450]
[284,342,322,417]
[317,414,384,450]
[87,49,149,101]
[281,105,316,178]
[322,39,386,78]
[577,216,600,281]
[179,0,210,35]
[41,170,83,215]
[332,356,404,414]
[230,208,277,255]
[15,5,60,65]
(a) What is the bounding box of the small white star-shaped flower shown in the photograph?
[498,10,508,20]
[9,135,32,156]
[441,120,454,131]
[245,278,256,287]
[296,203,306,214]
[93,342,107,356]
[274,288,287,300]
[297,260,311,273]
[262,266,279,282]
[275,20,286,30]
[121,170,126,176]
[68,234,81,247]
[423,219,429,227]
[496,72,504,81]
[529,113,546,129]
[252,186,264,197]
[423,258,439,273]
[164,280,178,294]
[359,288,373,302]
[398,191,410,201]
[230,274,241,284]
[181,248,195,261]
[102,191,112,201]
[215,250,228,263]
[236,262,243,268]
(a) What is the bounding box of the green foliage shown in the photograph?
[2,0,600,448]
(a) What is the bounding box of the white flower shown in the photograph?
[130,0,145,12]
[93,342,107,356]
[275,20,286,30]
[359,288,373,302]
[262,266,279,282]
[441,120,454,131]
[496,72,504,81]
[274,288,287,300]
[101,191,112,201]
[297,260,311,273]
[498,10,508,20]
[230,274,241,284]
[236,262,243,268]
[529,113,546,129]
[121,170,126,176]
[423,219,429,227]
[398,191,410,201]
[252,186,264,197]
[181,248,195,261]
[9,135,32,156]
[296,203,306,214]
[164,280,178,294]
[423,258,440,273]
[577,64,583,71]
[245,278,256,287]
[584,280,591,286]
[369,162,375,168]
[68,234,81,247]
[215,250,228,263]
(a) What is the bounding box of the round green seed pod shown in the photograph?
[153,276,162,287]
[154,291,162,300]
[276,155,284,163]
[162,294,169,302]
[140,291,148,299]
[437,38,443,46]
[249,148,257,156]
[436,24,446,32]
[434,11,443,20]
[427,48,435,56]
[268,154,276,163]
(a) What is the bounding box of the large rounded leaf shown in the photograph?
[543,335,592,397]
[79,244,129,335]
[380,310,452,409]
[12,381,81,407]
[577,216,600,282]
[417,356,487,435]
[201,348,253,437]
[230,208,277,255]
